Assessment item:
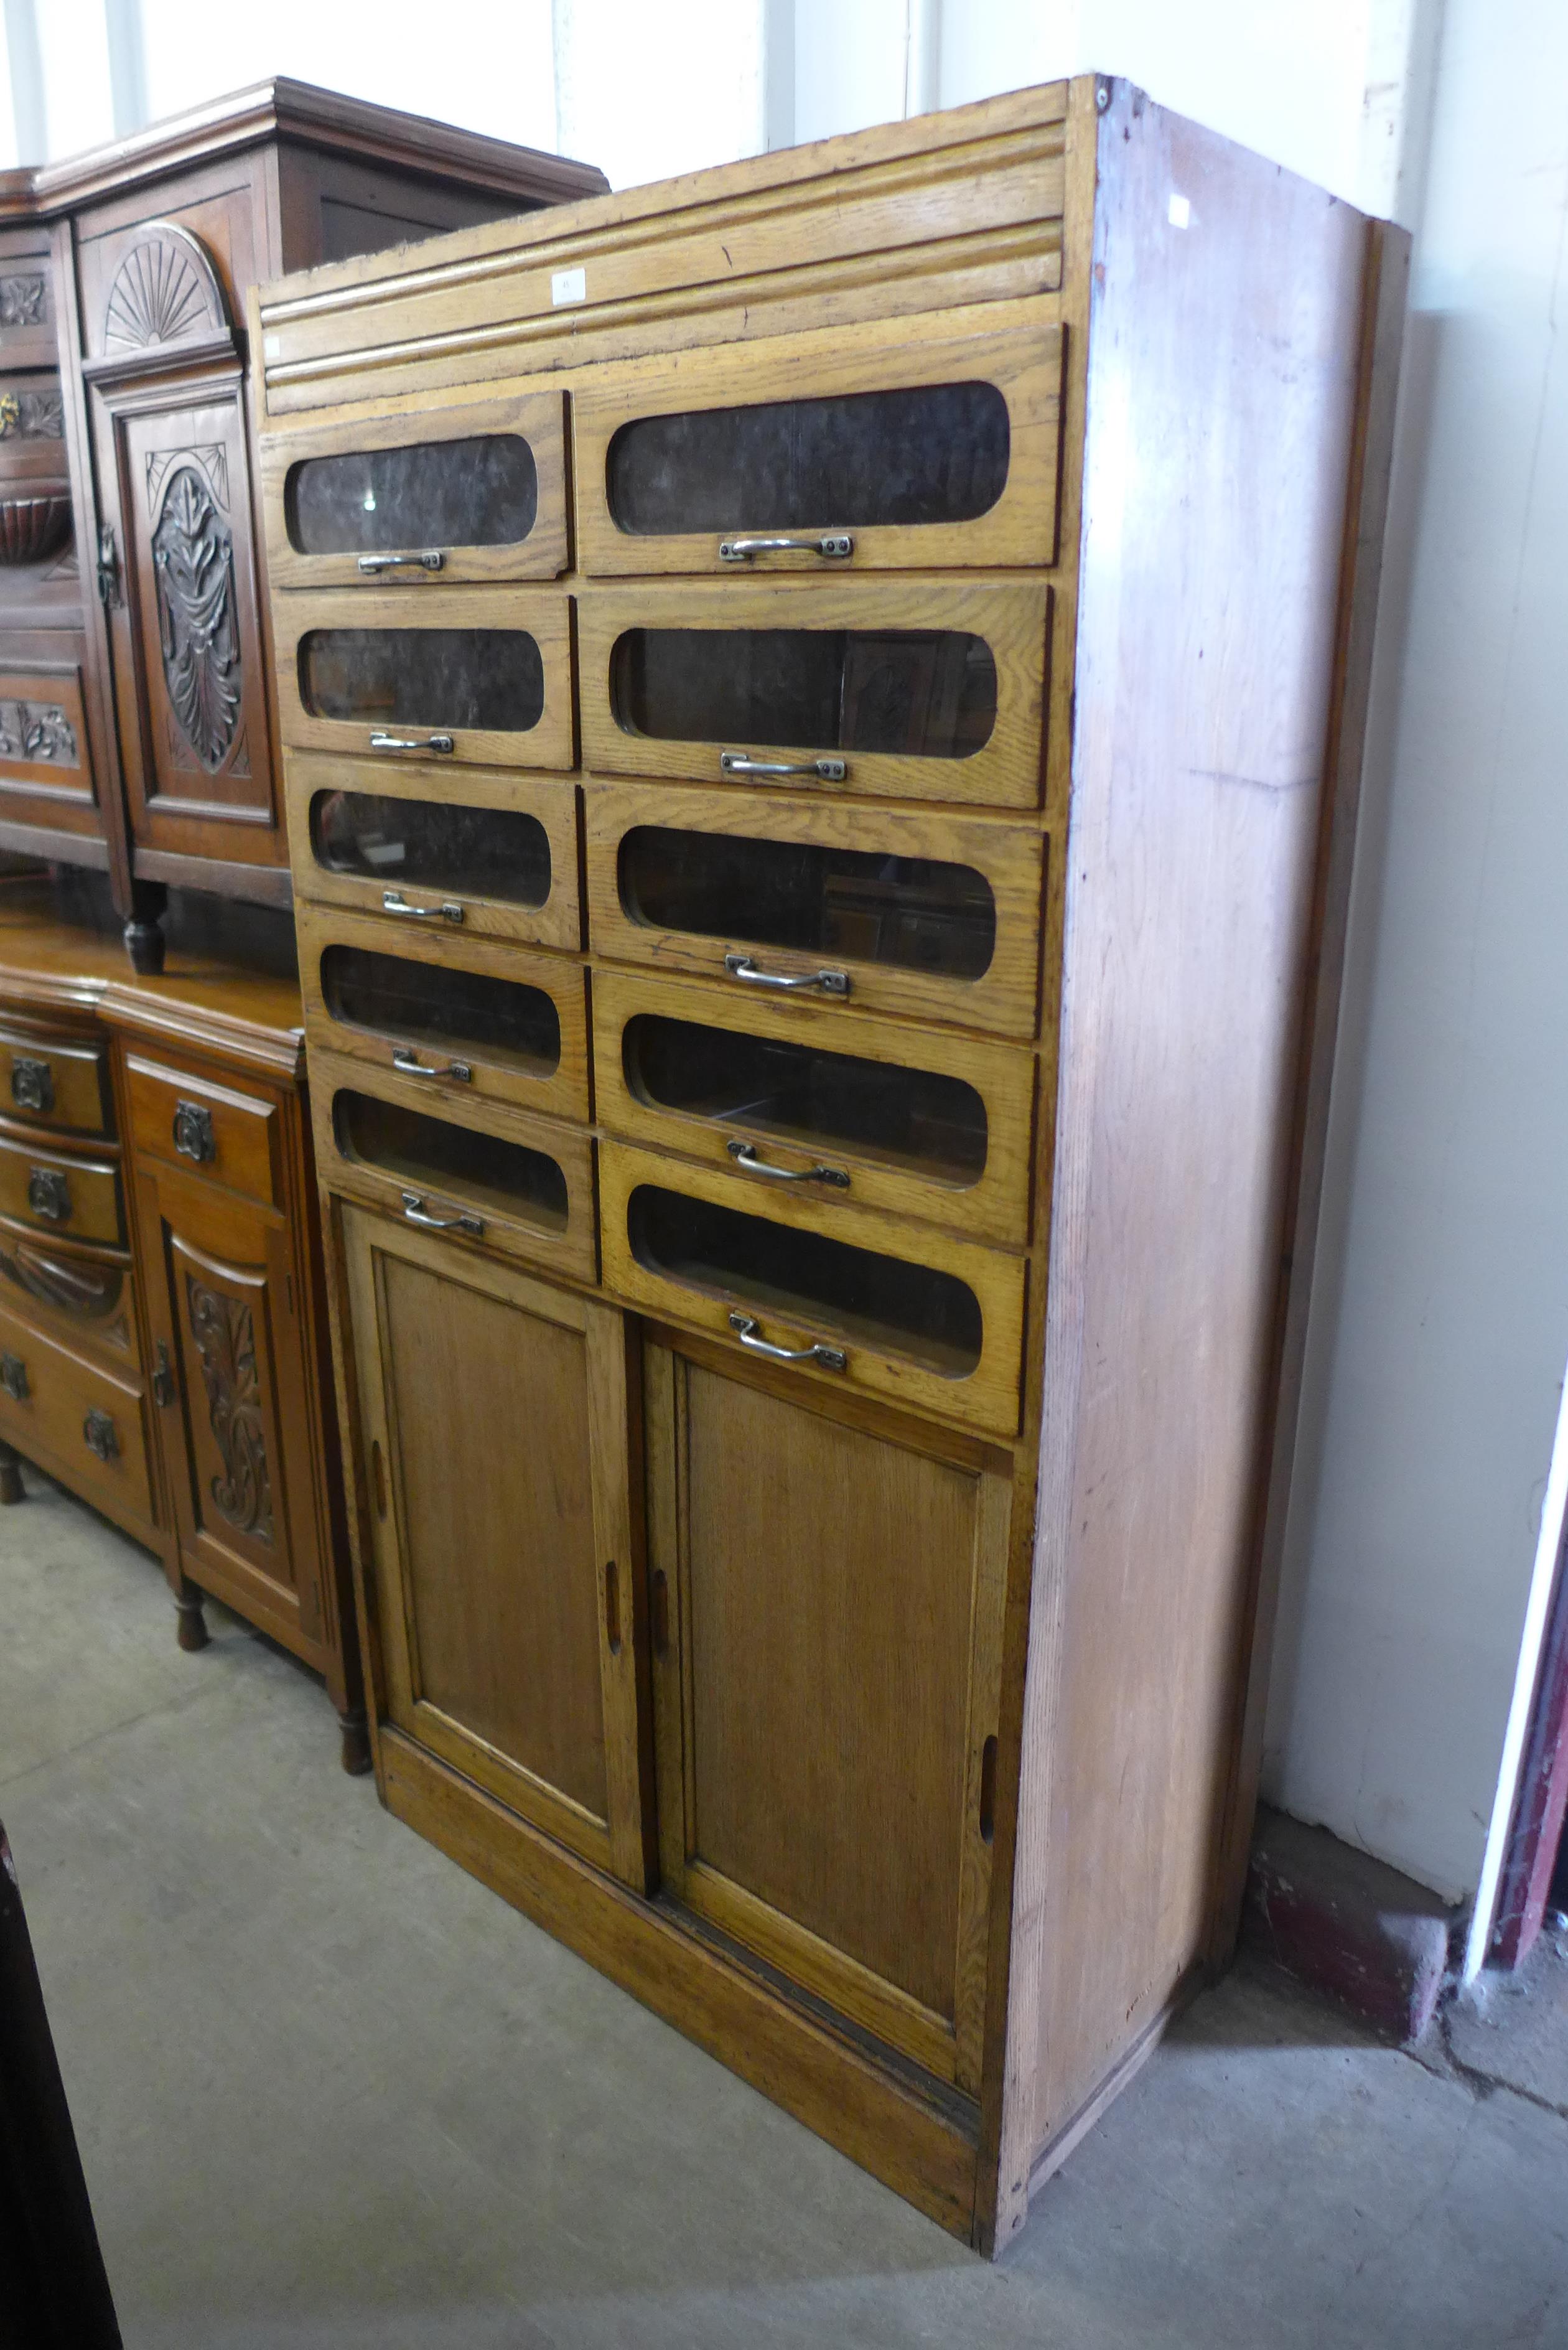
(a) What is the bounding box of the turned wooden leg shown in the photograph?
[173,1580,208,1653]
[337,1708,372,1777]
[0,1439,22,1506]
[123,880,167,975]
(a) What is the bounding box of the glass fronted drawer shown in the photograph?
[0,1128,123,1246]
[592,967,1035,1247]
[574,312,1063,575]
[584,781,1045,1039]
[284,755,582,952]
[297,903,590,1125]
[261,391,568,589]
[275,589,575,771]
[579,579,1049,810]
[599,1140,1024,1439]
[311,1048,597,1286]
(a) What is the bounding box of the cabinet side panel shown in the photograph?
[1004,87,1371,2222]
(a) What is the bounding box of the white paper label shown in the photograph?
[1167,194,1191,229]
[264,332,281,358]
[551,266,587,307]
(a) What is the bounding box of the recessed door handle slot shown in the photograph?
[979,1734,997,1845]
[604,1558,622,1655]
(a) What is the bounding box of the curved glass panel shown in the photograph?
[334,1091,568,1230]
[310,792,553,909]
[299,629,544,732]
[286,436,538,555]
[321,946,562,1077]
[612,627,996,759]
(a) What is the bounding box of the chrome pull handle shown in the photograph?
[724,952,850,998]
[399,1189,484,1238]
[726,1139,849,1189]
[381,891,464,924]
[369,731,454,754]
[727,1311,847,1372]
[392,1047,473,1083]
[357,551,445,574]
[720,751,847,782]
[718,533,853,563]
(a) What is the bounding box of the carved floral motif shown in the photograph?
[0,276,45,329]
[0,1235,128,1349]
[105,230,223,351]
[185,1276,274,1544]
[0,700,77,764]
[0,389,63,439]
[152,465,240,770]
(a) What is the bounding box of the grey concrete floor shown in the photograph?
[3,1463,1567,2350]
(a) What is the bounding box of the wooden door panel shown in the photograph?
[342,1209,651,1885]
[138,1163,322,1649]
[93,375,281,864]
[646,1337,1010,2086]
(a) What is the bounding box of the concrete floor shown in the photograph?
[3,1464,1567,2350]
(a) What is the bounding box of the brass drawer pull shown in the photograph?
[382,891,464,924]
[718,533,853,563]
[724,953,849,998]
[10,1056,53,1115]
[357,551,445,574]
[399,1188,484,1238]
[392,1047,473,1083]
[26,1168,70,1222]
[172,1100,216,1163]
[82,1408,118,1463]
[720,751,847,783]
[726,1139,849,1189]
[0,1351,28,1402]
[727,1311,847,1372]
[369,731,455,755]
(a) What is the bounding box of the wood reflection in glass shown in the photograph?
[286,436,539,555]
[321,946,562,1077]
[299,629,544,731]
[310,792,553,907]
[612,628,996,759]
[334,1091,569,1229]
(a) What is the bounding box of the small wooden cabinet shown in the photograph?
[0,873,363,1766]
[253,82,1407,2249]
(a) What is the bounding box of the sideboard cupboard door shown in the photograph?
[261,391,569,589]
[342,1207,652,1888]
[574,310,1063,578]
[578,579,1050,812]
[644,1338,1009,2090]
[136,1159,327,1654]
[276,589,576,772]
[90,376,282,866]
[284,755,582,953]
[585,780,1045,1040]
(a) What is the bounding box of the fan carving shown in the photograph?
[104,227,225,352]
[185,1276,274,1545]
[152,462,241,770]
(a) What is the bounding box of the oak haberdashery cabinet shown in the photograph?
[251,80,1407,2245]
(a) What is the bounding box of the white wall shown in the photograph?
[1262,0,1568,1909]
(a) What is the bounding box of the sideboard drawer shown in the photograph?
[574,311,1064,578]
[274,588,576,772]
[0,1295,151,1525]
[126,1057,279,1207]
[311,1049,597,1288]
[600,1140,1024,1439]
[584,780,1045,1039]
[0,1126,123,1244]
[578,578,1050,812]
[285,755,582,953]
[297,902,591,1126]
[0,1222,139,1368]
[593,966,1035,1248]
[262,390,569,589]
[0,1020,113,1138]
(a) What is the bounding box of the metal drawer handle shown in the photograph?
[369,731,455,755]
[382,891,464,924]
[392,1047,473,1083]
[727,1311,847,1372]
[26,1168,70,1222]
[724,953,849,998]
[400,1188,484,1238]
[1,1351,28,1402]
[727,1139,849,1189]
[357,551,445,574]
[720,752,847,783]
[172,1100,216,1164]
[11,1056,53,1116]
[718,533,853,563]
[83,1408,118,1463]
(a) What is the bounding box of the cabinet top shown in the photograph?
[0,75,608,223]
[0,878,306,1078]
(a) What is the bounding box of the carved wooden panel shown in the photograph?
[92,381,279,859]
[0,262,56,369]
[183,1271,274,1545]
[0,1229,134,1362]
[0,388,64,441]
[103,223,228,353]
[0,665,93,805]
